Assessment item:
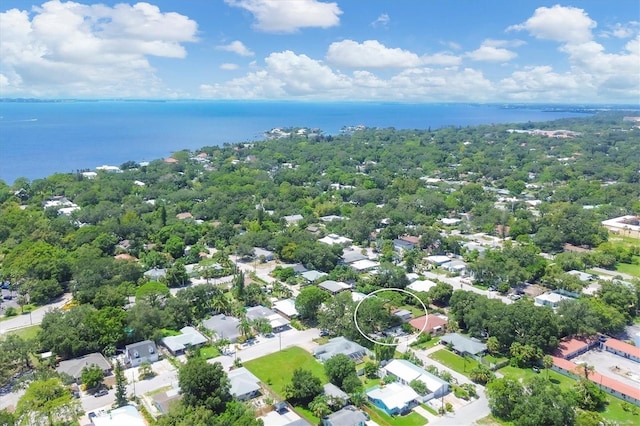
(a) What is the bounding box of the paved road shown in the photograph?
[422,272,513,305]
[0,293,71,334]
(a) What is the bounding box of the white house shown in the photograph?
[534,292,570,309]
[367,382,419,415]
[124,340,159,367]
[383,359,449,400]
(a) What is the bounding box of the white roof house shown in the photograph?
[350,259,380,272]
[440,218,461,226]
[91,405,145,426]
[161,326,208,355]
[246,306,290,331]
[425,255,451,266]
[228,367,261,401]
[407,280,438,293]
[273,298,299,318]
[283,214,304,226]
[319,234,353,246]
[384,359,449,399]
[367,382,419,415]
[534,292,570,309]
[301,270,328,282]
[318,280,351,295]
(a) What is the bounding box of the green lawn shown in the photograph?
[498,365,574,391]
[429,349,480,376]
[411,336,441,350]
[244,346,327,398]
[615,258,640,278]
[198,345,221,360]
[599,395,640,425]
[363,405,428,426]
[294,405,320,425]
[2,324,41,340]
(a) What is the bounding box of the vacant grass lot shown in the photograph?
[2,324,40,340]
[244,346,327,397]
[429,349,480,376]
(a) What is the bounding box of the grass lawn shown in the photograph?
[615,259,640,278]
[411,336,440,350]
[599,395,640,425]
[429,349,480,376]
[498,365,574,391]
[294,405,320,425]
[363,405,428,426]
[420,404,439,416]
[198,345,221,360]
[244,346,327,398]
[2,324,41,340]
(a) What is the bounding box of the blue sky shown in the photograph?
[0,0,638,103]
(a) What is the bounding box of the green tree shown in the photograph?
[284,369,323,406]
[15,378,83,426]
[324,354,356,389]
[469,364,494,385]
[114,360,128,408]
[409,379,428,396]
[165,235,186,259]
[543,355,553,380]
[486,377,524,421]
[138,361,155,380]
[295,286,328,321]
[0,410,15,426]
[572,377,607,411]
[81,365,105,391]
[373,337,396,361]
[309,395,331,419]
[428,282,454,307]
[179,358,231,414]
[135,280,171,307]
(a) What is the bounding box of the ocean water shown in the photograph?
[0,101,591,184]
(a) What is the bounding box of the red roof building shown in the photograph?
[409,314,447,334]
[603,338,640,363]
[553,336,597,359]
[552,357,640,407]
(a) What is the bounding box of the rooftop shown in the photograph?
[440,333,487,355]
[56,353,111,380]
[366,382,419,411]
[409,314,447,333]
[604,338,640,358]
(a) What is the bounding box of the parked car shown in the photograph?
[3,295,12,300]
[94,389,108,397]
[532,366,540,374]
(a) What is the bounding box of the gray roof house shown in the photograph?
[322,406,368,426]
[301,270,328,282]
[341,251,368,264]
[143,268,166,281]
[246,306,290,332]
[161,326,208,355]
[229,367,261,401]
[440,333,487,356]
[254,247,275,261]
[324,383,349,407]
[319,280,351,295]
[202,314,241,343]
[313,337,369,362]
[56,353,112,383]
[125,340,159,367]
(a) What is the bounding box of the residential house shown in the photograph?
[320,215,346,222]
[245,306,290,332]
[440,333,487,358]
[425,255,451,266]
[350,259,380,272]
[273,298,299,319]
[443,260,467,274]
[229,367,261,401]
[124,340,158,367]
[383,359,449,400]
[254,247,275,262]
[366,382,419,415]
[301,270,328,283]
[322,406,367,426]
[56,353,112,384]
[161,326,208,355]
[392,309,412,323]
[313,337,369,362]
[407,280,438,293]
[319,234,353,247]
[152,387,182,415]
[283,214,304,226]
[319,280,351,295]
[341,250,368,265]
[202,314,241,343]
[534,292,570,309]
[567,270,595,282]
[409,314,448,335]
[143,267,167,281]
[323,383,349,408]
[90,405,145,426]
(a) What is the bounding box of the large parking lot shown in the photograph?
[573,348,640,389]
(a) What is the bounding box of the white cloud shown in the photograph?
[220,63,239,70]
[421,53,462,66]
[200,50,493,101]
[499,66,586,101]
[326,40,423,68]
[371,13,389,28]
[507,5,596,44]
[600,21,639,39]
[224,0,341,33]
[216,40,254,56]
[440,40,462,50]
[466,42,517,62]
[482,38,525,48]
[0,0,197,97]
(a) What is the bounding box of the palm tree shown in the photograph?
[251,317,272,335]
[543,355,553,380]
[211,292,231,315]
[349,391,368,408]
[237,316,252,338]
